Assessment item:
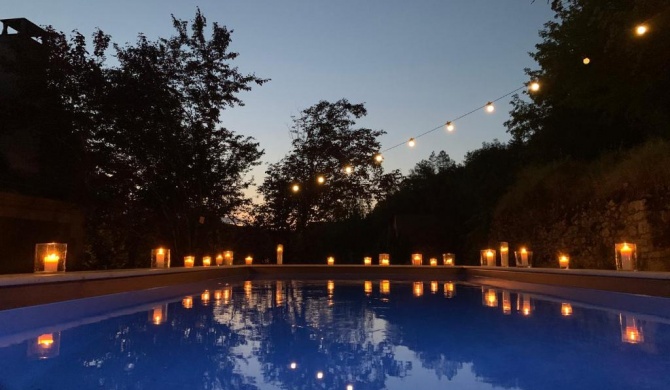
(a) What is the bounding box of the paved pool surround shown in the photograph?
[1,265,670,310]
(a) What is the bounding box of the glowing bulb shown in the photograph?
[408,138,416,147]
[290,362,297,369]
[291,184,300,193]
[635,24,648,36]
[445,121,454,132]
[344,165,353,174]
[583,57,591,65]
[316,175,325,184]
[529,82,540,92]
[347,385,354,390]
[485,102,494,113]
[374,153,383,163]
[316,371,324,379]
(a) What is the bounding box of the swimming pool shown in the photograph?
[0,279,668,389]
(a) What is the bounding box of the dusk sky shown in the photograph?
[5,1,554,200]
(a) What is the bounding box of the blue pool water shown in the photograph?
[0,279,669,390]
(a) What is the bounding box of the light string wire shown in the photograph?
[380,85,527,154]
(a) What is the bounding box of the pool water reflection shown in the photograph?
[0,280,669,390]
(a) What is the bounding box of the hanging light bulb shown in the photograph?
[485,102,495,113]
[445,122,455,132]
[583,57,591,65]
[343,165,353,174]
[316,175,325,184]
[408,138,416,147]
[529,82,540,92]
[291,184,300,193]
[374,153,383,163]
[635,24,648,36]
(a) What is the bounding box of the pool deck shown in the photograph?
[1,265,669,310]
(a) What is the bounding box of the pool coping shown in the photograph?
[1,265,669,310]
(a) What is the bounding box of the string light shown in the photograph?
[583,57,591,65]
[374,153,384,163]
[408,138,416,147]
[316,372,324,379]
[529,82,540,92]
[291,184,300,193]
[635,24,648,36]
[485,102,495,113]
[445,121,455,132]
[343,165,353,174]
[316,175,325,184]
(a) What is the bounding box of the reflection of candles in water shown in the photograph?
[182,296,193,309]
[222,286,232,304]
[214,290,222,301]
[484,289,498,307]
[381,280,390,295]
[327,280,335,295]
[620,315,644,344]
[276,281,284,305]
[244,281,252,299]
[363,257,372,266]
[379,253,390,266]
[245,256,253,265]
[561,303,573,316]
[44,253,60,272]
[316,371,324,379]
[444,282,455,298]
[620,243,633,270]
[289,362,297,369]
[184,256,194,268]
[150,305,168,324]
[502,291,511,314]
[413,282,424,297]
[215,254,223,266]
[201,290,211,305]
[155,248,165,268]
[38,334,54,348]
[412,253,422,266]
[202,256,211,267]
[429,258,438,266]
[430,281,438,293]
[559,254,570,269]
[29,333,61,360]
[327,256,335,265]
[500,242,509,267]
[364,280,372,295]
[517,294,532,316]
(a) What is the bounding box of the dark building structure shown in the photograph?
[0,18,84,274]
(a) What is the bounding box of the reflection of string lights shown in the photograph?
[316,371,324,379]
[289,362,297,369]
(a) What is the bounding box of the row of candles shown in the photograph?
[478,242,638,271]
[32,240,638,273]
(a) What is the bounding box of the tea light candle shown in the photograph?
[559,254,570,269]
[443,253,455,266]
[245,256,253,265]
[429,258,438,266]
[379,253,390,266]
[43,253,59,273]
[215,254,223,266]
[155,248,165,268]
[327,256,335,265]
[184,256,195,268]
[411,253,422,266]
[224,251,233,265]
[363,256,372,266]
[202,256,211,267]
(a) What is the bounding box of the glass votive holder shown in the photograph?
[558,254,570,269]
[151,248,170,268]
[514,248,533,267]
[411,253,423,266]
[429,257,438,266]
[480,249,496,266]
[215,254,223,266]
[202,256,212,267]
[327,256,335,265]
[620,314,644,344]
[34,243,67,273]
[245,256,253,265]
[379,253,390,266]
[500,242,509,267]
[363,256,372,266]
[223,251,234,265]
[443,253,455,266]
[184,256,195,268]
[615,243,637,271]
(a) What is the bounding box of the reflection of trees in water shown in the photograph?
[246,281,408,390]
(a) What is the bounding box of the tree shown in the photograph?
[256,100,401,233]
[43,10,267,267]
[506,0,670,161]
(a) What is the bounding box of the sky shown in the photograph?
[4,1,554,201]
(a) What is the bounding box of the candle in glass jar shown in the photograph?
[620,243,633,270]
[44,253,59,272]
[155,248,165,268]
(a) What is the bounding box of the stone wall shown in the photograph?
[490,194,670,271]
